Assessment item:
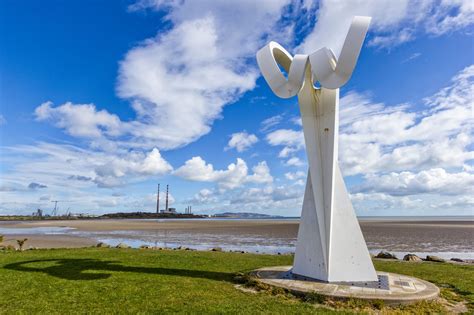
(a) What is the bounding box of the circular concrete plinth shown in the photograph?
[251,266,439,305]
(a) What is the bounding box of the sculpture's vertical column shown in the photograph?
[293,86,339,281]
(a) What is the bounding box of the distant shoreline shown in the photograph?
[0,215,472,222]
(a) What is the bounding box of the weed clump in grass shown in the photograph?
[234,272,271,291]
[301,292,326,304]
[270,286,287,296]
[397,300,445,313]
[440,287,464,303]
[371,299,385,310]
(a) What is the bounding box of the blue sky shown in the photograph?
[0,0,473,216]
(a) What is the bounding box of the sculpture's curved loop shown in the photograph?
[257,16,371,94]
[256,41,309,99]
[310,16,371,89]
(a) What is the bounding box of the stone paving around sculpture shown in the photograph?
[252,266,440,305]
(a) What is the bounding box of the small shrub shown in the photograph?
[17,238,28,251]
[0,235,4,243]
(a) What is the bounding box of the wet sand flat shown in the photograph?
[359,220,474,253]
[1,219,299,236]
[0,219,472,254]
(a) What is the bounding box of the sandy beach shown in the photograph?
[0,234,97,248]
[0,218,472,258]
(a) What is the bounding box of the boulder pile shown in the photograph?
[375,251,398,259]
[403,254,422,262]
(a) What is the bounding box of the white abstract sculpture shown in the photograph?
[257,16,377,282]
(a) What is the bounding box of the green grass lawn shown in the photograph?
[0,248,472,314]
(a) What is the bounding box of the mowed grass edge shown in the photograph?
[0,248,472,314]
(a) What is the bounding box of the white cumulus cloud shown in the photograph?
[285,157,304,167]
[226,132,258,152]
[356,168,474,196]
[35,101,123,138]
[174,156,272,189]
[285,171,306,180]
[116,0,292,149]
[266,129,305,158]
[299,0,474,55]
[339,65,474,175]
[1,143,172,189]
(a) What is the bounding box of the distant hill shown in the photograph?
[213,212,284,219]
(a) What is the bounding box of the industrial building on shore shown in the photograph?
[156,184,191,215]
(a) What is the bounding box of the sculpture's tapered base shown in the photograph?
[293,165,377,282]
